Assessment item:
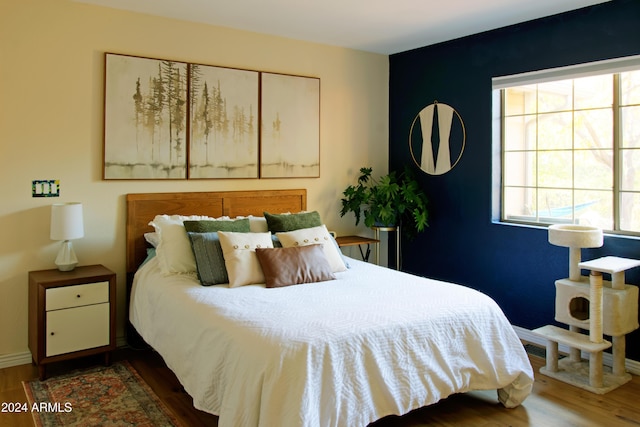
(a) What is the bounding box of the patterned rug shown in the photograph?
[22,361,182,426]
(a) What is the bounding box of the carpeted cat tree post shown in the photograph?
[533,224,639,393]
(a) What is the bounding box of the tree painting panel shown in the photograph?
[104,54,188,179]
[260,73,320,178]
[189,65,259,178]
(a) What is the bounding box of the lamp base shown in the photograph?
[55,240,78,271]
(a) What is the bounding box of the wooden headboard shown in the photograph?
[126,189,307,276]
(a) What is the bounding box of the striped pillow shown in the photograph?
[187,232,229,286]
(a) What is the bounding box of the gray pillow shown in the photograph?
[187,232,229,285]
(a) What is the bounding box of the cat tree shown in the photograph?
[533,224,639,393]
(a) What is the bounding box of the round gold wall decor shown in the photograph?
[409,101,466,175]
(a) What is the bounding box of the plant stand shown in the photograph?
[372,225,400,270]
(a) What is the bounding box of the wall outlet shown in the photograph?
[32,180,60,197]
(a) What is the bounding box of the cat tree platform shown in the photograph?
[535,225,639,394]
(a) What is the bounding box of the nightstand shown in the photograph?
[28,264,116,380]
[335,235,379,262]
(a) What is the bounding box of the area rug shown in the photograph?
[22,361,182,426]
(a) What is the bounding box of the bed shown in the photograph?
[126,189,534,427]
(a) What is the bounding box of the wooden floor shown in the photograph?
[2,347,640,427]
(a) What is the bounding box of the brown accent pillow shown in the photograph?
[255,244,336,288]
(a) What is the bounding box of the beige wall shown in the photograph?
[0,0,389,358]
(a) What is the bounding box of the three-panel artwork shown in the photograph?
[103,53,320,180]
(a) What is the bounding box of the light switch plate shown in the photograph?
[32,180,60,197]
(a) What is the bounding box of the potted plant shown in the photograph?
[340,166,428,240]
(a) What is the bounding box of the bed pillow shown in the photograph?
[144,232,160,248]
[184,218,250,233]
[263,211,322,232]
[276,225,348,273]
[187,232,229,286]
[218,231,274,287]
[249,216,269,232]
[255,245,335,288]
[149,214,215,275]
[139,247,156,268]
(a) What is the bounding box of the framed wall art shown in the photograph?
[260,73,320,178]
[103,53,321,180]
[189,64,259,178]
[104,53,188,179]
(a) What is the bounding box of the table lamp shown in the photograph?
[50,202,84,271]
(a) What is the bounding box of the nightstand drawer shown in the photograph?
[46,303,110,357]
[46,281,109,311]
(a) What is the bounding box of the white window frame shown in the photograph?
[492,55,640,236]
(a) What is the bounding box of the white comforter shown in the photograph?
[130,256,533,427]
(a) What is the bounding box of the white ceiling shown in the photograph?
[74,0,610,54]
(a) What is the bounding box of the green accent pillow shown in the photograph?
[187,232,229,285]
[183,218,250,233]
[263,211,322,232]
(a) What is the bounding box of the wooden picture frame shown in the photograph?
[260,72,320,178]
[103,54,321,180]
[104,53,188,179]
[189,64,259,178]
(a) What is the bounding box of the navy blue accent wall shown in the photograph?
[389,0,640,360]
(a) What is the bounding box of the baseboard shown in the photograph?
[0,351,32,369]
[514,325,640,376]
[116,335,127,348]
[0,335,129,369]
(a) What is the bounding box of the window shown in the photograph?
[493,56,640,235]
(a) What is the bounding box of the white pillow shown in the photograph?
[235,215,269,232]
[149,214,214,275]
[249,216,268,232]
[276,225,347,273]
[144,232,160,248]
[218,231,274,287]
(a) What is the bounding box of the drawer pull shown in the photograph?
[77,294,81,298]
[50,332,55,336]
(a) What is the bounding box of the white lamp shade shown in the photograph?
[50,203,84,241]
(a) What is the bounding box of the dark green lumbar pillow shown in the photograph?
[263,211,322,232]
[183,218,250,233]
